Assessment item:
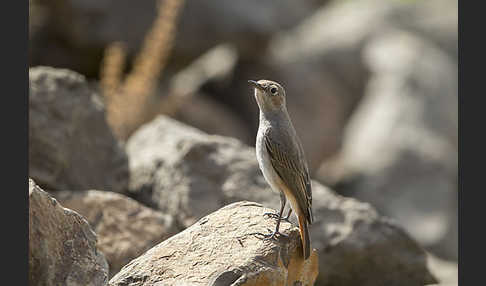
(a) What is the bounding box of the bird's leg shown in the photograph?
[263,191,286,219]
[261,192,288,240]
[264,208,292,222]
[283,208,292,221]
[264,199,292,222]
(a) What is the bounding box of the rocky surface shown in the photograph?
[126,115,267,227]
[127,115,436,285]
[53,190,179,278]
[317,29,458,261]
[28,0,457,283]
[29,178,109,286]
[109,201,319,286]
[29,66,129,192]
[426,254,458,286]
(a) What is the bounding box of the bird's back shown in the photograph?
[257,111,313,224]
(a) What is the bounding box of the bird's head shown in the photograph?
[248,79,287,113]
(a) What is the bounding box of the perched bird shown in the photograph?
[249,79,313,260]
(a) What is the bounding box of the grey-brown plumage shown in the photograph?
[249,79,313,260]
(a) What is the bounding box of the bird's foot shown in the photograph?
[250,228,288,241]
[263,212,291,222]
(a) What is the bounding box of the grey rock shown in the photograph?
[29,178,109,286]
[53,190,179,278]
[174,93,253,144]
[426,253,458,286]
[260,0,457,171]
[126,115,265,227]
[126,115,436,285]
[108,201,319,286]
[29,66,129,192]
[318,30,457,261]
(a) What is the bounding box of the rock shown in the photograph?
[29,66,129,193]
[126,115,269,227]
[317,30,458,261]
[127,115,437,285]
[29,178,109,285]
[173,0,323,65]
[311,184,437,286]
[388,0,457,59]
[166,43,253,143]
[29,0,324,77]
[426,254,458,286]
[53,190,180,278]
[174,94,253,144]
[259,0,457,171]
[109,201,319,286]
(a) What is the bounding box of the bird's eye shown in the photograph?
[270,87,278,95]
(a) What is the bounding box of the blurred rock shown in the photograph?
[29,178,109,286]
[259,0,457,171]
[109,201,319,286]
[317,30,457,261]
[29,66,129,192]
[166,43,253,143]
[29,0,158,77]
[29,0,325,77]
[175,94,253,144]
[389,0,457,59]
[53,190,179,278]
[426,253,458,286]
[126,115,262,226]
[310,184,437,286]
[127,115,437,285]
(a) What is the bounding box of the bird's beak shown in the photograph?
[248,80,263,91]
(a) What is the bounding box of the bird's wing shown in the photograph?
[264,131,313,224]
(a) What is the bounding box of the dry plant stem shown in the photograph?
[100,42,127,134]
[100,42,126,100]
[123,0,185,96]
[100,0,185,140]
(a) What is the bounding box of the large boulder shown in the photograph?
[53,190,180,278]
[317,30,458,261]
[29,178,109,285]
[126,115,436,285]
[29,66,129,193]
[126,115,268,227]
[109,201,319,286]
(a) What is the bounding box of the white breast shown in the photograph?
[256,128,281,194]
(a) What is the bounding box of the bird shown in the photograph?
[248,79,313,260]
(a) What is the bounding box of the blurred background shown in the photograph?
[29,0,457,270]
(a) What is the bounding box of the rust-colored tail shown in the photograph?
[298,214,311,260]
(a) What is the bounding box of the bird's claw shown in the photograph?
[263,212,291,222]
[263,212,280,219]
[250,228,288,241]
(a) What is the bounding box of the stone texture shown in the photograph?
[53,190,179,278]
[109,201,319,286]
[29,66,129,193]
[317,30,458,261]
[126,115,437,285]
[426,254,458,286]
[126,115,269,227]
[29,178,109,286]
